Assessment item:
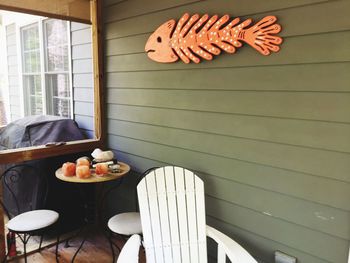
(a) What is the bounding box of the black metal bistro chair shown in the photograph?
[107,167,159,262]
[0,164,60,263]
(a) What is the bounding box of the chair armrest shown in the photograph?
[117,234,141,263]
[206,225,257,263]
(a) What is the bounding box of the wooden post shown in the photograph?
[91,0,104,143]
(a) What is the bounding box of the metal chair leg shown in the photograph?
[108,232,115,263]
[23,234,27,263]
[56,234,60,263]
[38,234,44,251]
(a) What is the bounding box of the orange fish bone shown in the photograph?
[145,13,283,63]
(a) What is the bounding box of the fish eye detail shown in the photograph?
[157,37,162,43]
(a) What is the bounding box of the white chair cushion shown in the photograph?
[108,212,142,235]
[7,210,59,232]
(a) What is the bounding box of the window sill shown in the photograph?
[0,138,104,164]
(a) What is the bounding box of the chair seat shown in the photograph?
[108,212,142,235]
[7,210,59,232]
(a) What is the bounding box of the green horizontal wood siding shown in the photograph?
[104,0,350,262]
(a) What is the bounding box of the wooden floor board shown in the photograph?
[7,227,146,263]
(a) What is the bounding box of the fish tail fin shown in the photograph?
[237,16,283,55]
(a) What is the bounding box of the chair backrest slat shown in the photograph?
[173,167,191,262]
[138,166,208,263]
[164,166,182,262]
[138,178,157,263]
[195,175,207,263]
[155,168,173,261]
[217,244,226,263]
[184,168,199,263]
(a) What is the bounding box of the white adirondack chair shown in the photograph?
[117,166,257,263]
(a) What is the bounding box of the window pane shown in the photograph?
[44,19,69,72]
[24,75,42,115]
[25,75,42,96]
[53,98,70,117]
[30,96,43,115]
[22,24,40,73]
[46,74,70,97]
[47,46,68,71]
[45,20,67,46]
[22,25,39,51]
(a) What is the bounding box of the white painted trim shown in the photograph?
[15,23,24,117]
[38,18,47,115]
[0,21,10,123]
[67,20,74,120]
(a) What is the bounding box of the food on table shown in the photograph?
[91,148,114,162]
[76,157,91,167]
[76,165,91,179]
[109,164,120,173]
[62,162,76,177]
[92,161,114,168]
[95,163,109,176]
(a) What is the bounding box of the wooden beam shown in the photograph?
[0,139,103,165]
[91,0,105,143]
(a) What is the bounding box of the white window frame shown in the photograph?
[18,17,73,119]
[20,21,43,115]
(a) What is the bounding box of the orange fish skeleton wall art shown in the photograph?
[145,13,282,63]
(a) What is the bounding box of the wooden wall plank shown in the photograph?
[7,55,17,66]
[74,101,94,116]
[6,45,17,56]
[73,59,93,73]
[202,173,350,240]
[7,65,18,75]
[71,27,92,45]
[103,0,126,7]
[74,88,94,102]
[73,73,94,88]
[71,21,91,31]
[105,0,201,23]
[107,89,350,123]
[107,104,350,153]
[108,135,350,212]
[256,0,350,37]
[74,115,94,131]
[6,34,16,46]
[5,23,15,35]
[107,121,350,183]
[206,197,349,263]
[72,44,92,59]
[105,63,350,92]
[104,0,330,39]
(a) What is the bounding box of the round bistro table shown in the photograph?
[55,162,130,262]
[55,161,130,183]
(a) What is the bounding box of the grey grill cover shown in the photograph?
[0,115,85,150]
